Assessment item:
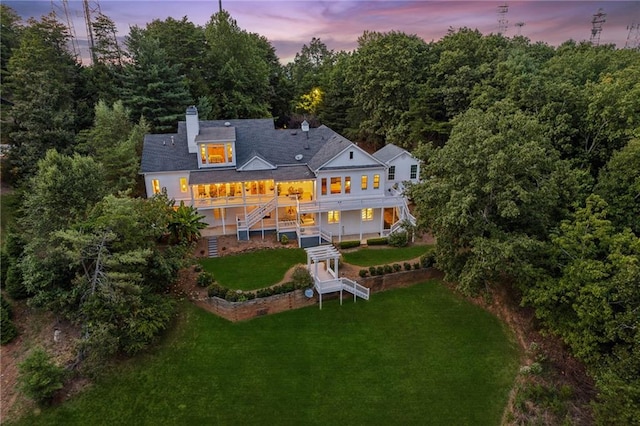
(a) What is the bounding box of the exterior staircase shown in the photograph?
[207,236,219,258]
[236,197,278,233]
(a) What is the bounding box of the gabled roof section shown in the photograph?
[372,143,410,164]
[307,132,352,171]
[238,151,276,171]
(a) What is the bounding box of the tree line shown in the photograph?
[1,5,639,422]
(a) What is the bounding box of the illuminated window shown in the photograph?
[321,178,327,195]
[361,175,368,190]
[151,179,161,194]
[200,145,206,163]
[328,211,340,223]
[213,208,226,219]
[361,208,373,221]
[410,164,418,179]
[330,177,341,194]
[345,176,351,194]
[373,174,380,189]
[207,144,225,163]
[180,177,188,193]
[226,143,233,163]
[388,166,395,180]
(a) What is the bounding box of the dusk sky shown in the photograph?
[5,1,640,63]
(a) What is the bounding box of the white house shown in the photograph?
[140,107,419,247]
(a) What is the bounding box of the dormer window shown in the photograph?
[199,142,234,166]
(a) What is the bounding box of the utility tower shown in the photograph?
[82,0,102,65]
[515,22,525,36]
[50,0,81,61]
[497,3,509,35]
[589,8,606,46]
[625,23,640,50]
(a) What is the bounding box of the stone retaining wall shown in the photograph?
[201,268,444,322]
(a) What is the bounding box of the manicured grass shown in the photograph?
[342,244,433,266]
[199,248,306,290]
[16,281,520,426]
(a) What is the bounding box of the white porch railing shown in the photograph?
[314,277,370,309]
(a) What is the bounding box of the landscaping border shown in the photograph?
[197,268,444,322]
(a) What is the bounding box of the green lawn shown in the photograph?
[199,248,306,290]
[341,244,433,266]
[16,281,520,426]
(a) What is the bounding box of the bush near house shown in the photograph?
[339,240,361,249]
[388,231,409,247]
[366,237,388,246]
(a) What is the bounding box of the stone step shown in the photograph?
[208,237,219,258]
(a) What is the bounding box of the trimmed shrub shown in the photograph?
[18,348,66,405]
[366,237,388,246]
[359,269,368,278]
[413,263,420,270]
[383,264,393,274]
[369,266,377,276]
[376,266,384,275]
[392,263,402,272]
[404,262,412,271]
[196,272,214,287]
[339,240,361,249]
[291,266,313,288]
[420,252,436,268]
[193,264,203,273]
[280,234,289,245]
[207,283,228,298]
[388,231,408,247]
[256,288,275,298]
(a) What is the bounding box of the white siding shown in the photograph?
[240,156,275,171]
[144,171,191,202]
[315,168,386,200]
[386,152,420,192]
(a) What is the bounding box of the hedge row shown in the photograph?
[358,252,436,278]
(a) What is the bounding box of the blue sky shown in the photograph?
[5,1,640,63]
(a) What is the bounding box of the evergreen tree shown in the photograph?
[120,26,192,132]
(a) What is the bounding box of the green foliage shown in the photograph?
[121,26,192,132]
[392,263,402,272]
[202,11,271,118]
[595,138,640,234]
[388,231,408,247]
[18,347,66,404]
[339,240,361,249]
[291,266,313,288]
[420,252,436,268]
[524,195,640,423]
[207,283,228,299]
[196,272,214,288]
[1,295,18,345]
[346,31,431,148]
[404,262,412,271]
[359,269,368,278]
[4,262,28,300]
[3,13,90,184]
[342,245,432,267]
[366,237,388,246]
[280,234,289,245]
[167,201,207,244]
[411,102,580,293]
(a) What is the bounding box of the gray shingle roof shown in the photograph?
[372,143,407,164]
[189,165,314,185]
[140,117,379,177]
